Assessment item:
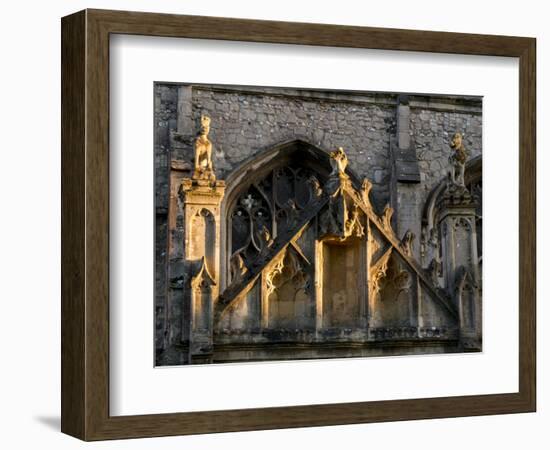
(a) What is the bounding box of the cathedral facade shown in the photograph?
[154,83,482,365]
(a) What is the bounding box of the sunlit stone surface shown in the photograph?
[154,84,482,365]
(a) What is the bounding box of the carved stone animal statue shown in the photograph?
[449,132,469,186]
[193,115,215,180]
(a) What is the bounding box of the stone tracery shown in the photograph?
[228,163,324,278]
[157,100,482,364]
[179,129,480,362]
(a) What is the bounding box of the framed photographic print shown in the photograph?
[61,9,536,440]
[152,82,483,367]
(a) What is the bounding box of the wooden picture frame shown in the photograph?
[61,9,536,441]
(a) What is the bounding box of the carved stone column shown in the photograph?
[437,185,481,350]
[178,116,226,363]
[180,178,225,362]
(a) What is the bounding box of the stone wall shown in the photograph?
[190,87,395,208]
[154,83,482,365]
[410,106,482,202]
[156,84,481,211]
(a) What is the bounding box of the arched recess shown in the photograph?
[189,208,216,275]
[220,139,361,290]
[421,155,482,269]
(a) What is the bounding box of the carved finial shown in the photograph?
[193,115,216,181]
[448,132,469,187]
[361,178,373,208]
[380,204,394,235]
[344,205,364,238]
[369,247,392,300]
[399,229,415,256]
[329,147,349,179]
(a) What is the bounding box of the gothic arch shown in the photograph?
[220,139,361,289]
[422,155,481,236]
[421,155,482,267]
[189,208,216,275]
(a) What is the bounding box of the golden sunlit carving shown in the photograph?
[193,115,215,181]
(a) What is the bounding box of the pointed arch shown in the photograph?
[220,139,360,289]
[223,139,361,207]
[189,208,216,278]
[422,155,482,235]
[421,155,482,266]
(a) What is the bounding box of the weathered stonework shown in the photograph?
[154,83,482,365]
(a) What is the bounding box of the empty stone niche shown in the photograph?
[321,239,365,329]
[189,208,216,272]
